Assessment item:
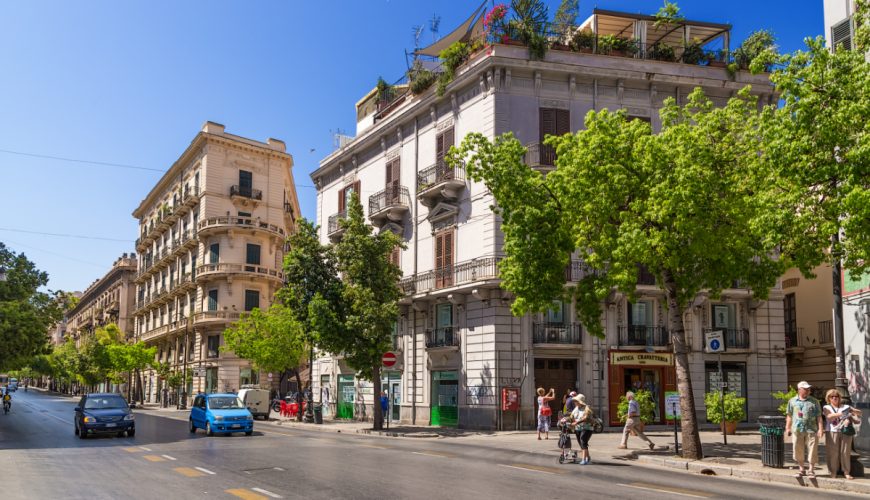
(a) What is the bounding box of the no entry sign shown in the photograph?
[382,351,398,368]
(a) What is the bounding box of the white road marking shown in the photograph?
[161,455,177,461]
[618,483,711,498]
[251,487,283,498]
[497,464,556,475]
[273,467,285,471]
[138,446,152,451]
[195,467,216,475]
[412,451,451,458]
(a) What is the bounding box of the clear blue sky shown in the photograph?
[0,0,823,293]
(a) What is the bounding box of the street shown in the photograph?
[0,390,861,500]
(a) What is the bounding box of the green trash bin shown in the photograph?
[313,403,323,424]
[758,415,786,468]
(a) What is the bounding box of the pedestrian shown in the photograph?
[786,381,824,478]
[536,387,556,440]
[823,389,862,480]
[561,389,571,413]
[565,390,577,414]
[379,390,389,424]
[617,391,655,450]
[571,394,594,464]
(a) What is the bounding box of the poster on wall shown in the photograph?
[665,391,681,420]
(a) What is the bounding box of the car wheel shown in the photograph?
[189,419,196,433]
[117,432,125,438]
[245,430,253,436]
[78,426,87,440]
[206,422,214,436]
[74,423,79,436]
[127,429,135,438]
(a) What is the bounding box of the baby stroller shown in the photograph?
[557,415,578,464]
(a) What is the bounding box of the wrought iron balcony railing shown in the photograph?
[533,322,582,344]
[426,326,459,348]
[327,211,347,236]
[618,325,670,346]
[818,320,833,345]
[417,160,466,192]
[230,185,262,200]
[704,328,750,349]
[368,186,411,215]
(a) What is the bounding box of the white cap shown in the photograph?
[797,381,812,389]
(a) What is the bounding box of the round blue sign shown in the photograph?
[710,339,721,350]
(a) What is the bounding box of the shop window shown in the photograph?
[240,368,259,387]
[705,362,747,422]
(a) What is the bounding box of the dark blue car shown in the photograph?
[74,393,135,439]
[189,393,253,436]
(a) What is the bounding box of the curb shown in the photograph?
[635,454,870,495]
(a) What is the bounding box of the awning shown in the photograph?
[414,1,487,57]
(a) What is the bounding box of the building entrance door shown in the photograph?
[534,358,578,423]
[430,371,458,427]
[337,375,354,419]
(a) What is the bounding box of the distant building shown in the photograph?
[66,254,137,344]
[132,122,299,404]
[48,291,82,346]
[823,0,870,450]
[310,8,784,429]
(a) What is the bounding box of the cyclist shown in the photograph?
[2,387,11,414]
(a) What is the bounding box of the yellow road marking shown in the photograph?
[226,489,268,500]
[499,463,565,475]
[173,467,205,477]
[142,455,165,462]
[619,482,714,498]
[123,447,141,453]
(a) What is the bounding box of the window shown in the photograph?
[207,289,218,312]
[207,335,220,358]
[389,246,400,268]
[239,170,253,197]
[547,300,565,324]
[385,157,401,203]
[244,290,260,312]
[209,243,219,264]
[711,303,736,330]
[434,229,454,288]
[239,368,259,387]
[435,127,455,166]
[705,362,747,422]
[338,181,360,212]
[246,243,261,270]
[832,17,854,51]
[436,303,453,329]
[390,320,399,350]
[629,301,653,327]
[784,293,797,342]
[539,108,570,166]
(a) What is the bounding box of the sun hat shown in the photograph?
[797,381,812,389]
[573,394,587,405]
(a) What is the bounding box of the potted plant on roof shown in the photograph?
[569,28,595,53]
[483,3,510,45]
[550,0,578,50]
[733,29,776,71]
[705,390,746,435]
[617,389,656,433]
[648,41,676,62]
[681,38,706,65]
[706,49,728,68]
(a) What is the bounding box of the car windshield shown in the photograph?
[209,397,244,409]
[84,396,128,410]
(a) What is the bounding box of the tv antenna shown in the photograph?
[429,14,441,42]
[412,24,424,50]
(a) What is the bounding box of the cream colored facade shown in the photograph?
[66,255,137,345]
[132,122,299,404]
[781,266,836,390]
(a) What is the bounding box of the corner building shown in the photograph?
[133,122,299,404]
[311,9,788,429]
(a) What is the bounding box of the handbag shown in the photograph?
[841,422,856,436]
[541,405,552,416]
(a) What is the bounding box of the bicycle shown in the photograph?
[3,400,10,415]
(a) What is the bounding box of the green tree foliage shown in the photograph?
[758,17,870,278]
[551,0,578,40]
[329,193,403,430]
[107,342,156,384]
[450,89,784,459]
[0,242,70,369]
[654,1,685,29]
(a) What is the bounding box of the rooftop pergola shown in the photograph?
[580,8,731,56]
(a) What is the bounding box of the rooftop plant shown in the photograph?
[733,29,776,70]
[682,38,706,65]
[407,61,436,95]
[648,41,676,62]
[654,0,685,29]
[569,29,594,51]
[437,41,470,96]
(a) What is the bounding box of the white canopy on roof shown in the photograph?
[414,1,487,57]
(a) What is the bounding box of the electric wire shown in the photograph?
[0,227,134,243]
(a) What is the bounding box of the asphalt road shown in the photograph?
[0,390,862,500]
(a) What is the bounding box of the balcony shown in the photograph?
[368,186,411,227]
[400,255,502,295]
[618,326,670,347]
[533,322,582,345]
[284,201,295,223]
[327,211,347,241]
[194,310,241,325]
[785,327,803,349]
[230,185,263,202]
[198,216,285,240]
[417,160,466,208]
[637,264,656,286]
[425,326,460,349]
[565,260,602,282]
[195,263,284,283]
[703,328,750,349]
[818,320,833,346]
[183,185,200,207]
[524,142,556,173]
[140,324,170,343]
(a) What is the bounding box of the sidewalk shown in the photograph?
[132,402,870,495]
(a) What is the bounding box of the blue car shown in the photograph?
[189,393,254,436]
[74,393,135,439]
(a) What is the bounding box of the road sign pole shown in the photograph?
[720,352,726,445]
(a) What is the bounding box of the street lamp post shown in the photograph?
[179,315,191,410]
[303,343,314,423]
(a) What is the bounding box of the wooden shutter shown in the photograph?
[386,158,400,203]
[555,109,570,135]
[353,181,361,207]
[338,188,346,212]
[434,229,454,289]
[539,109,557,166]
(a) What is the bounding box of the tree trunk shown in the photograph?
[372,365,383,430]
[662,269,703,459]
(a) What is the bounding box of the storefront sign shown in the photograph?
[665,391,681,420]
[609,352,673,366]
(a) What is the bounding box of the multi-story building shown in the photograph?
[66,254,137,344]
[132,122,299,403]
[823,0,870,450]
[310,8,786,429]
[781,266,836,391]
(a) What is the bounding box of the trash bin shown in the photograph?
[758,415,786,468]
[313,403,323,424]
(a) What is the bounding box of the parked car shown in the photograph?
[74,393,135,439]
[189,393,253,436]
[238,388,270,420]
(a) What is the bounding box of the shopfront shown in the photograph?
[431,370,459,427]
[608,351,676,426]
[337,374,355,419]
[381,372,401,422]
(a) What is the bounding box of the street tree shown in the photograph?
[277,218,345,413]
[107,341,157,402]
[449,89,784,459]
[223,304,307,418]
[329,193,403,430]
[0,242,70,370]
